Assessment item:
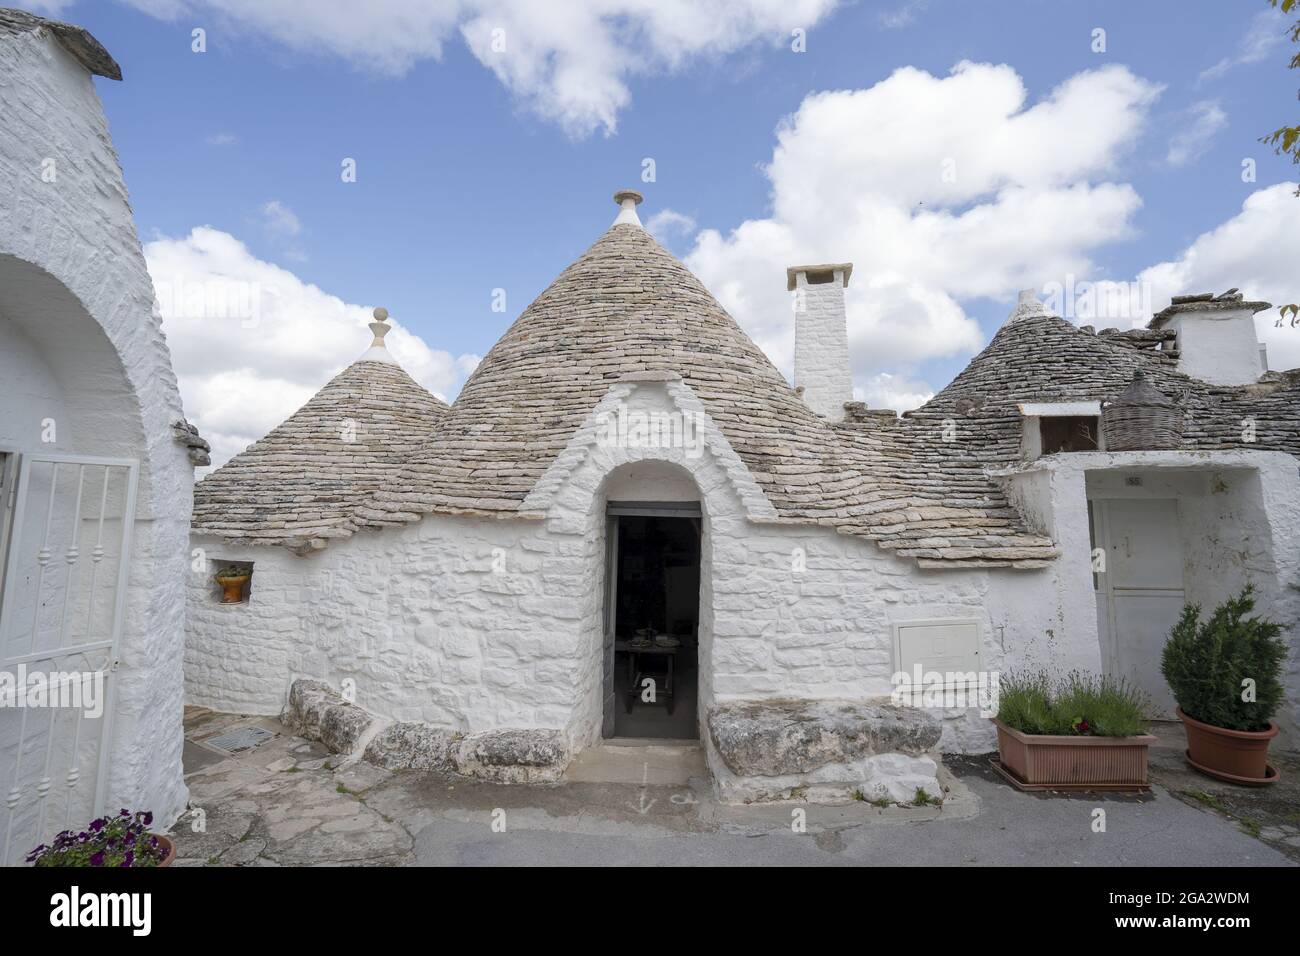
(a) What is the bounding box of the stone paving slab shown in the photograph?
[170,708,1296,867]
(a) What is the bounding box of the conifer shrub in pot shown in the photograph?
[992,670,1155,789]
[1161,586,1285,785]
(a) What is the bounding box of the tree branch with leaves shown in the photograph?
[1260,1,1299,325]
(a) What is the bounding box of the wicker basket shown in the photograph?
[1101,370,1184,451]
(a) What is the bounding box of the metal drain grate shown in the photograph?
[203,726,277,754]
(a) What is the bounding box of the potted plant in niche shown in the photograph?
[1162,586,1285,785]
[214,564,251,604]
[992,670,1156,790]
[27,809,175,867]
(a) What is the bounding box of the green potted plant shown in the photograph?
[214,564,251,603]
[1162,586,1285,785]
[27,809,174,867]
[992,670,1155,790]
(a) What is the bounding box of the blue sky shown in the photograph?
[32,0,1300,466]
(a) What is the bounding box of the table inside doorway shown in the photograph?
[614,640,680,714]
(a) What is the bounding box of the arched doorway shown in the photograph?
[598,462,704,741]
[0,255,150,863]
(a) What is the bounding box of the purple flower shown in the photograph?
[141,811,153,826]
[121,851,134,867]
[89,851,105,867]
[88,818,106,832]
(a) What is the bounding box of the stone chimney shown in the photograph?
[1147,290,1270,386]
[789,263,854,422]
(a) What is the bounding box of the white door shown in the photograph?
[1092,498,1184,717]
[0,454,137,865]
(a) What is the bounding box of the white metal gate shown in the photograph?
[0,453,137,865]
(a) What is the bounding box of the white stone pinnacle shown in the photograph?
[1008,288,1053,323]
[612,188,643,227]
[359,305,399,364]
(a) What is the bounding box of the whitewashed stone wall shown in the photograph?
[1,28,192,826]
[188,514,600,735]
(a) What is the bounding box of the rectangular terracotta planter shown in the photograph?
[993,719,1156,789]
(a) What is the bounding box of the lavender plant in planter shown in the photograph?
[992,671,1156,791]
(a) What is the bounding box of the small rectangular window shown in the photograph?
[1039,416,1099,454]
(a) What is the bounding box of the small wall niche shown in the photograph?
[213,560,254,605]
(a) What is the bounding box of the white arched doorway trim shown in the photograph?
[521,373,776,751]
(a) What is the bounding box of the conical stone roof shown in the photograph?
[192,322,449,552]
[356,216,1059,567]
[362,221,876,518]
[896,308,1300,482]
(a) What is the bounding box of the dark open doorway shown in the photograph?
[602,505,700,740]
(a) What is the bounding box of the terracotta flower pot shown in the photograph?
[1177,707,1278,786]
[153,834,175,867]
[215,573,250,603]
[993,719,1156,790]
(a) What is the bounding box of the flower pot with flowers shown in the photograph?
[27,809,174,867]
[214,564,251,604]
[1161,585,1285,785]
[992,670,1156,790]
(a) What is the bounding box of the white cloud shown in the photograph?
[644,208,697,246]
[878,0,928,30]
[1130,183,1300,373]
[145,226,476,470]
[260,199,301,236]
[205,132,239,146]
[1199,8,1288,84]
[684,62,1162,397]
[856,371,933,412]
[119,0,840,136]
[1166,100,1227,167]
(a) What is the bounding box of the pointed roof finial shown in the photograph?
[613,188,643,227]
[358,306,399,365]
[1007,288,1053,324]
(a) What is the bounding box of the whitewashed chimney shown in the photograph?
[1148,290,1270,386]
[789,262,854,421]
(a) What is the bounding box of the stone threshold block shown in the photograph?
[282,679,569,784]
[707,698,944,805]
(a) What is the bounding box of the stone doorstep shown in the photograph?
[563,741,707,786]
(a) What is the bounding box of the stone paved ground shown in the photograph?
[171,708,1296,867]
[1146,720,1300,863]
